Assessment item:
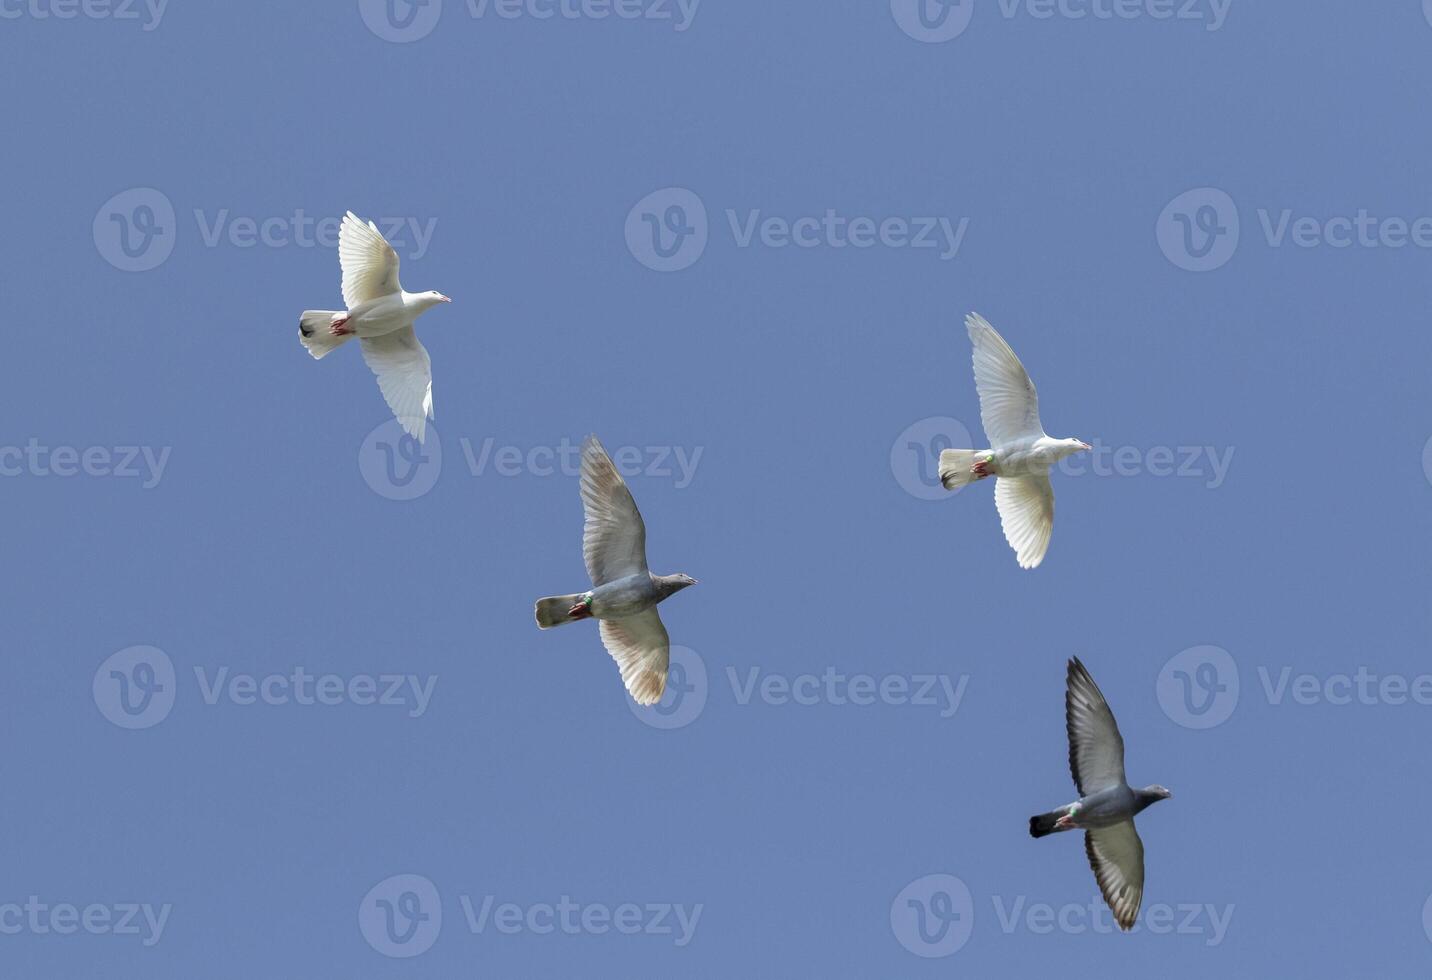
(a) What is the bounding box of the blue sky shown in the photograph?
[4,0,1432,975]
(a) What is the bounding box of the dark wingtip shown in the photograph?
[298,318,313,338]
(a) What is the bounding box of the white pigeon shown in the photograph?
[938,313,1090,569]
[298,211,450,443]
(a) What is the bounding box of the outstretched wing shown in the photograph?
[340,211,402,308]
[580,435,649,586]
[359,326,432,443]
[967,312,1044,448]
[600,610,669,706]
[1066,656,1127,796]
[993,474,1054,570]
[1085,822,1145,931]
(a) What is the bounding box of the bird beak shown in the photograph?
[1078,441,1091,451]
[441,295,452,303]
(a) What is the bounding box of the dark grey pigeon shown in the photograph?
[533,435,697,705]
[1029,657,1172,931]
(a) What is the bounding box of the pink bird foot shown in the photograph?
[329,316,352,337]
[972,458,992,479]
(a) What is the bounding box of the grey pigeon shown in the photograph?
[1029,657,1172,931]
[938,313,1090,568]
[533,435,697,705]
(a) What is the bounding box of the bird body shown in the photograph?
[534,436,697,705]
[937,313,1090,568]
[1029,658,1172,931]
[297,211,450,442]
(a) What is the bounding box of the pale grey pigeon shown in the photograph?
[938,313,1090,568]
[298,211,450,443]
[534,435,697,705]
[1029,657,1172,931]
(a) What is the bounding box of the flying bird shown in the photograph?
[938,313,1090,568]
[533,435,697,705]
[1029,657,1172,931]
[298,211,450,443]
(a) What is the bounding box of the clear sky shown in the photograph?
[4,0,1431,975]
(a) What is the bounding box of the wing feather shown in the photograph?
[359,326,432,443]
[966,312,1044,448]
[599,610,669,705]
[580,435,649,585]
[1085,822,1145,931]
[340,211,402,308]
[1066,656,1127,796]
[993,474,1054,569]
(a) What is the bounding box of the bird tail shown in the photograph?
[534,594,588,629]
[939,448,990,490]
[298,310,353,359]
[1029,807,1073,839]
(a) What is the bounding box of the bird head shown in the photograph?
[673,573,698,590]
[1073,439,1092,452]
[1146,784,1173,800]
[421,290,452,307]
